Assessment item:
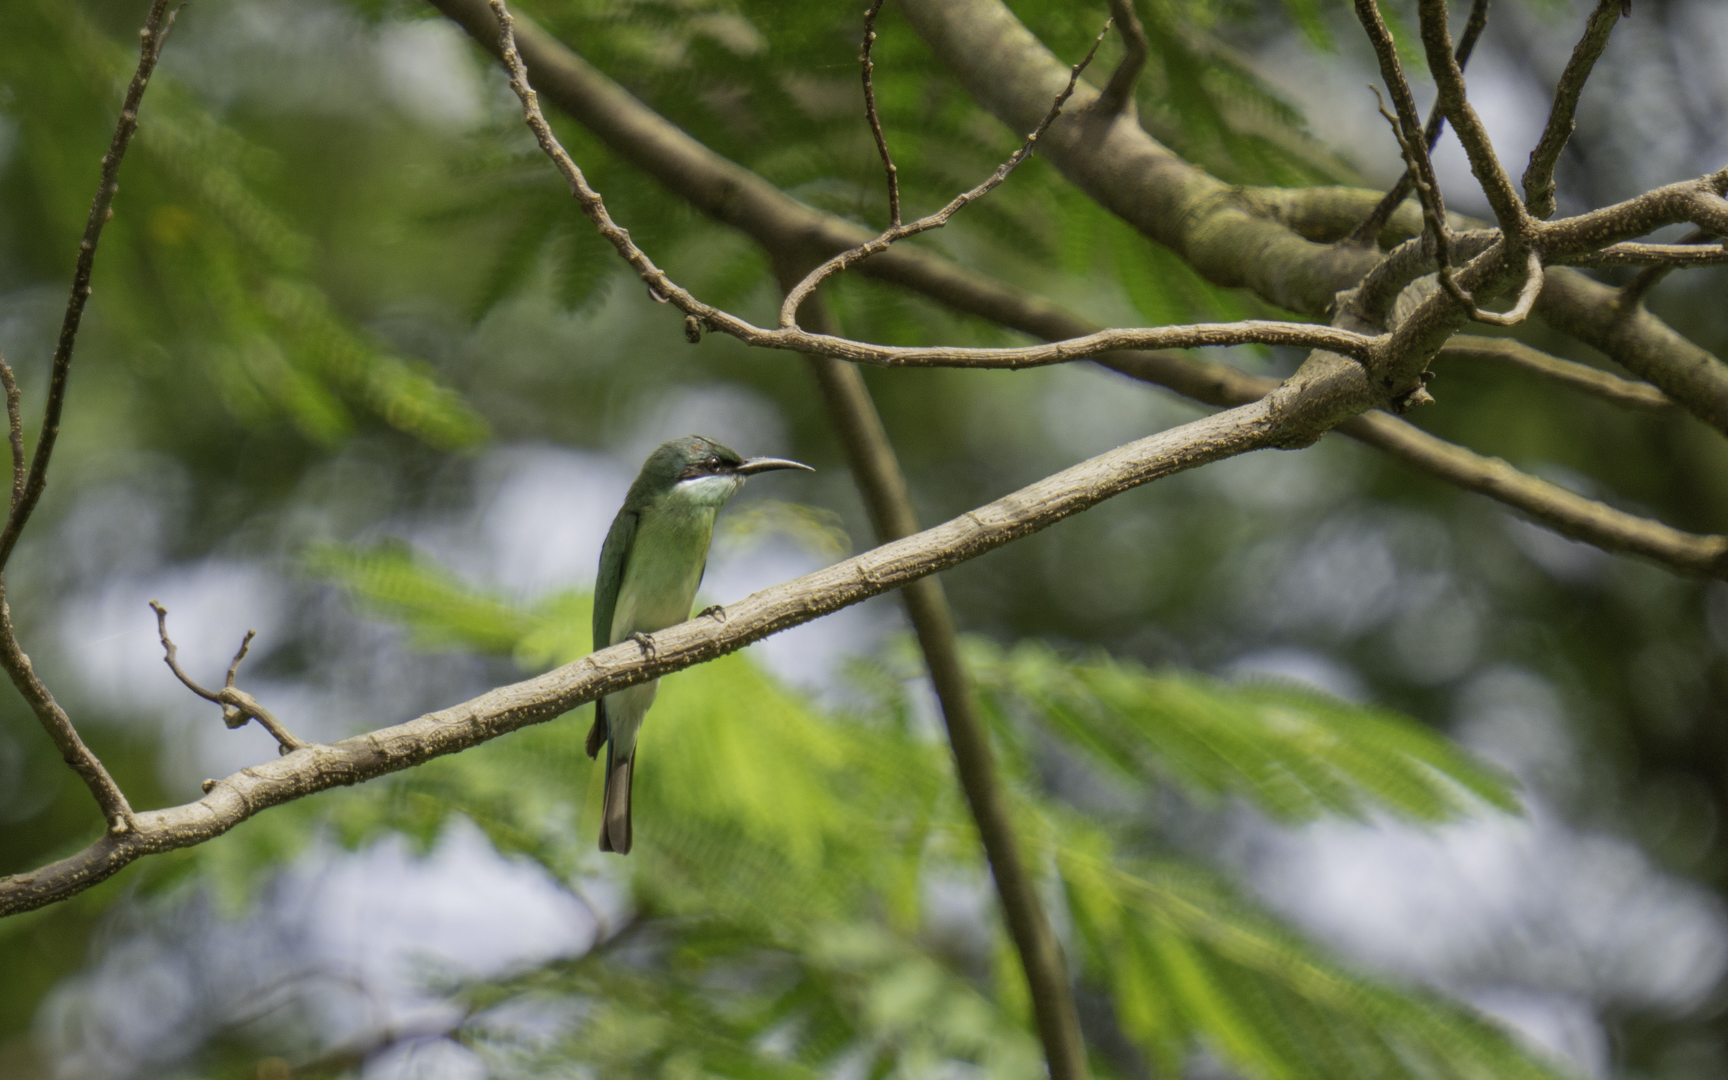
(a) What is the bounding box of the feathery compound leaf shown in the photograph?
[974,641,1520,821]
[303,541,533,654]
[1061,848,1577,1080]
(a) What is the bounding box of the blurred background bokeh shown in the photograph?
[2,0,1727,1076]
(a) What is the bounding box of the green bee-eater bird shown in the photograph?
[586,435,813,853]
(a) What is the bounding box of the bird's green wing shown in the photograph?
[588,507,637,758]
[593,508,638,654]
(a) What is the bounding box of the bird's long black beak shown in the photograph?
[735,456,814,476]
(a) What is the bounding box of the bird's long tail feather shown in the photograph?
[599,742,633,855]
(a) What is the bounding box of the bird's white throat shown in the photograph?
[671,472,746,508]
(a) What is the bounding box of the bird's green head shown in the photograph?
[628,435,813,508]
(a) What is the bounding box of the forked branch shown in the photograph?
[150,602,306,755]
[1347,0,1489,248]
[779,19,1109,330]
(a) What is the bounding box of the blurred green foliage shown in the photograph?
[0,0,1723,1076]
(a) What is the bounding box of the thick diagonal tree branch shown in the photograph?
[429,0,1725,576]
[892,0,1728,434]
[0,399,1285,918]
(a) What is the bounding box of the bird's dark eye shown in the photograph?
[707,455,721,469]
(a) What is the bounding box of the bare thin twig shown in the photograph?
[0,350,23,512]
[1093,0,1147,117]
[1414,0,1531,236]
[150,601,307,755]
[1366,83,1466,305]
[860,0,899,227]
[0,0,179,573]
[780,18,1110,330]
[0,0,180,837]
[1567,238,1725,269]
[1366,83,1538,328]
[1523,0,1625,220]
[1616,229,1709,311]
[0,580,134,831]
[1346,0,1489,247]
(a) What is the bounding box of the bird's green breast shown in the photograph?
[607,490,727,645]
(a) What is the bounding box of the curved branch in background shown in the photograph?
[1523,0,1626,220]
[1438,334,1673,410]
[1539,266,1728,436]
[1339,412,1727,573]
[0,398,1285,918]
[795,291,1089,1080]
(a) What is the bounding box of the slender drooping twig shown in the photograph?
[860,0,899,228]
[793,287,1090,1080]
[1347,0,1489,247]
[1365,82,1469,308]
[1523,0,1625,220]
[1569,238,1726,268]
[0,0,180,836]
[779,19,1110,331]
[0,0,179,573]
[150,602,307,754]
[482,1,1365,369]
[1092,0,1148,117]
